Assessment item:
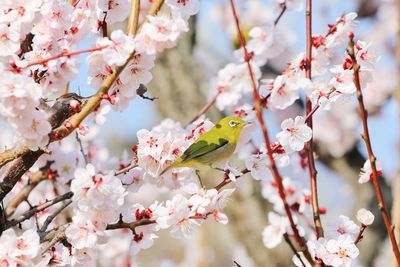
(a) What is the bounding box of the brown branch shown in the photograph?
[5,162,53,217]
[0,147,31,169]
[106,218,156,232]
[228,0,313,264]
[304,0,324,238]
[354,224,367,245]
[114,163,138,176]
[1,191,73,231]
[0,150,44,201]
[40,199,72,233]
[283,233,306,267]
[214,169,249,191]
[40,223,70,254]
[348,35,400,264]
[188,90,222,125]
[127,0,141,35]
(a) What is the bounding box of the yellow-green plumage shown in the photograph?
[160,116,247,175]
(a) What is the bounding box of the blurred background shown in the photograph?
[44,0,400,266]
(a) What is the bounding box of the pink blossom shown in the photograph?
[262,212,289,248]
[260,75,300,110]
[325,234,360,267]
[326,215,359,240]
[166,0,200,19]
[96,0,130,24]
[359,159,382,184]
[356,208,375,226]
[276,116,312,151]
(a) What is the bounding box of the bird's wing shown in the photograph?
[181,137,229,162]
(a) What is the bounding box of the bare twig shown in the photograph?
[348,35,400,264]
[214,169,250,191]
[40,199,72,233]
[274,4,287,26]
[354,224,367,245]
[284,233,306,267]
[75,132,88,165]
[106,218,156,232]
[114,164,138,176]
[228,0,313,264]
[1,191,73,231]
[40,223,70,254]
[188,90,222,125]
[5,162,53,217]
[304,0,324,238]
[0,150,44,201]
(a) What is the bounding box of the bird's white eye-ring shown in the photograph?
[229,120,238,127]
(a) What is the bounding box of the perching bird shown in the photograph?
[160,116,248,175]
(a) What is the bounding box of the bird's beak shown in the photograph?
[244,121,252,125]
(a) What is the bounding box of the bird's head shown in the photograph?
[215,116,249,141]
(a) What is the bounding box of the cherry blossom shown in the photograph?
[260,75,299,110]
[0,24,20,57]
[356,208,375,226]
[354,40,378,70]
[166,0,200,19]
[276,116,312,152]
[135,12,189,55]
[262,212,289,248]
[359,159,382,184]
[71,164,127,223]
[325,12,358,48]
[0,229,41,266]
[235,26,284,65]
[96,0,130,24]
[324,234,360,267]
[274,0,303,11]
[214,62,261,111]
[325,215,359,240]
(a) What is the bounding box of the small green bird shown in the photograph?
[160,116,248,175]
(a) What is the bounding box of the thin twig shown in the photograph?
[106,218,156,232]
[114,163,138,176]
[214,169,249,191]
[188,90,222,125]
[274,4,287,26]
[228,0,313,264]
[348,35,400,264]
[40,199,72,233]
[304,0,324,238]
[75,132,88,165]
[5,169,48,217]
[1,192,73,231]
[283,233,307,267]
[40,223,70,254]
[354,224,367,245]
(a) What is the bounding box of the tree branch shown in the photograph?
[228,0,313,264]
[5,161,53,217]
[348,35,400,264]
[304,0,324,238]
[1,191,73,232]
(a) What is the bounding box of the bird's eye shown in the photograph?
[229,120,238,127]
